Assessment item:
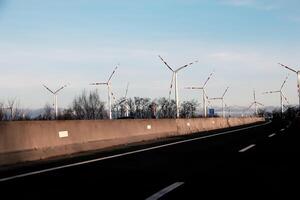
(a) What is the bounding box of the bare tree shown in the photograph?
[5,98,24,120]
[0,102,4,121]
[57,108,75,120]
[157,98,176,118]
[114,98,131,119]
[180,100,198,118]
[42,103,53,120]
[6,99,14,120]
[133,97,153,119]
[72,90,107,120]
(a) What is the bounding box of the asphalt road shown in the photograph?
[0,119,299,199]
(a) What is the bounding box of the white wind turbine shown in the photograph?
[158,55,198,118]
[262,75,289,114]
[90,65,118,120]
[185,71,214,117]
[278,63,300,109]
[209,87,229,118]
[43,84,68,119]
[247,90,264,116]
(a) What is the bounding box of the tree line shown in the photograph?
[2,90,299,121]
[0,90,200,121]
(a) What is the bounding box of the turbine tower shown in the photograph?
[158,55,198,118]
[262,75,289,114]
[118,82,130,118]
[210,87,229,118]
[43,84,68,119]
[247,90,264,116]
[185,71,214,117]
[90,65,118,120]
[278,63,300,109]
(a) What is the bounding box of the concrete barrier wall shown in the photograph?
[0,117,264,166]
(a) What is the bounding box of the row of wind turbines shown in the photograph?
[42,57,300,120]
[158,55,229,118]
[244,63,300,116]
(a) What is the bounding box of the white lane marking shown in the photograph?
[239,144,256,153]
[280,128,285,132]
[268,133,276,138]
[145,182,184,200]
[0,121,271,182]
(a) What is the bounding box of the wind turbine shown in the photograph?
[209,87,229,118]
[278,63,300,109]
[43,84,68,119]
[262,75,289,114]
[247,90,264,116]
[90,65,118,120]
[158,55,198,118]
[185,71,214,117]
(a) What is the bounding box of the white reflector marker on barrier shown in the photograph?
[59,131,68,138]
[147,125,152,130]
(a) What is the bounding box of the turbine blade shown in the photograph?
[169,73,175,101]
[107,65,118,83]
[119,99,126,105]
[207,100,211,106]
[124,82,129,98]
[247,102,255,110]
[278,63,297,73]
[262,91,279,94]
[202,71,214,88]
[222,87,229,98]
[54,84,68,94]
[42,84,55,94]
[210,97,221,100]
[184,87,202,89]
[281,92,290,105]
[204,90,209,99]
[158,55,174,72]
[280,74,289,90]
[256,102,264,106]
[175,60,198,72]
[90,82,107,85]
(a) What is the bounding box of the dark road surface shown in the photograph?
[0,119,299,199]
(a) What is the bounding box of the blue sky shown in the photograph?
[1,0,300,109]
